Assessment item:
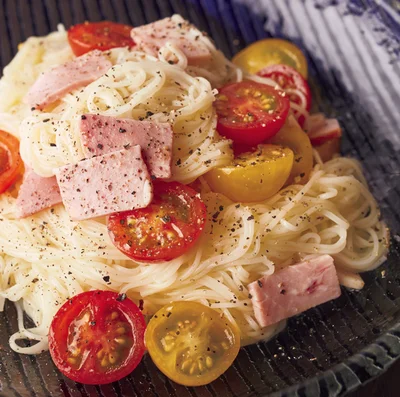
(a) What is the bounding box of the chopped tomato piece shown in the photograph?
[0,130,22,194]
[107,181,207,262]
[145,301,240,386]
[232,39,308,78]
[48,290,146,385]
[204,144,294,202]
[68,21,135,56]
[258,64,311,127]
[215,81,290,146]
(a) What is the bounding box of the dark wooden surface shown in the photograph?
[351,359,400,397]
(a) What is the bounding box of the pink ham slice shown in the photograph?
[248,255,341,328]
[80,114,173,179]
[25,50,112,110]
[55,145,153,221]
[16,168,62,218]
[130,15,212,66]
[307,113,342,146]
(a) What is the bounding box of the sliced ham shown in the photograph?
[25,50,112,110]
[55,145,153,221]
[307,113,342,146]
[130,14,212,66]
[16,168,62,218]
[80,114,173,179]
[248,255,341,328]
[306,113,325,132]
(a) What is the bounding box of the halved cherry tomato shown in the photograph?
[0,130,22,194]
[268,115,313,184]
[145,301,240,387]
[215,81,290,146]
[232,142,255,157]
[258,64,311,127]
[232,39,308,78]
[68,21,135,56]
[204,144,294,202]
[108,182,207,262]
[314,137,341,162]
[48,290,146,385]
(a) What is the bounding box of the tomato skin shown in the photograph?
[108,182,207,262]
[215,81,290,146]
[145,301,240,387]
[68,21,135,56]
[232,38,308,78]
[0,130,22,194]
[267,115,313,185]
[258,64,311,127]
[204,144,294,202]
[48,290,146,385]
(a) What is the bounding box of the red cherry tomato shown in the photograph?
[68,21,135,56]
[215,81,290,146]
[0,130,22,194]
[232,142,255,157]
[107,181,207,262]
[258,64,311,127]
[48,290,146,385]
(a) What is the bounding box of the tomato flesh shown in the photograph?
[204,144,294,202]
[267,115,313,185]
[68,21,135,56]
[215,81,290,146]
[0,130,22,194]
[145,301,240,386]
[107,181,207,262]
[258,64,311,127]
[48,290,146,385]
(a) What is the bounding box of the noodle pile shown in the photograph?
[0,26,388,354]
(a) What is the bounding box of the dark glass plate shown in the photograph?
[0,0,399,396]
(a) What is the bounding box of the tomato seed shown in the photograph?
[198,361,204,372]
[181,359,192,372]
[101,356,109,367]
[110,312,119,320]
[97,349,105,359]
[69,348,80,357]
[109,353,119,364]
[189,362,198,375]
[163,342,175,352]
[114,337,127,345]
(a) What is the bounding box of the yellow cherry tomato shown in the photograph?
[204,144,294,202]
[145,302,240,387]
[232,39,308,78]
[268,115,313,184]
[314,137,341,163]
